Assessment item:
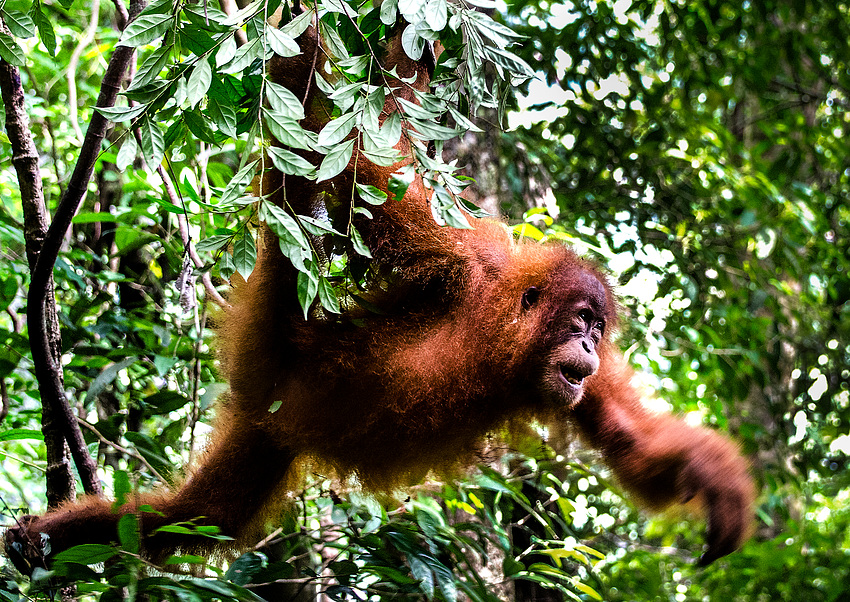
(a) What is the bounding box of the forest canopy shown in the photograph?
[1,0,849,600]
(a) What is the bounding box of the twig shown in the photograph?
[76,417,168,483]
[5,306,22,333]
[0,379,9,423]
[302,22,320,106]
[252,526,284,549]
[187,305,208,465]
[0,450,47,472]
[68,0,102,143]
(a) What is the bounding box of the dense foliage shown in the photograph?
[0,0,848,600]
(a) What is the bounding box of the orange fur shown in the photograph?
[5,23,754,571]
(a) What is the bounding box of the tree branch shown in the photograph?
[24,0,147,498]
[0,19,76,507]
[76,418,167,483]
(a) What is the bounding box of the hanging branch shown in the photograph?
[0,19,77,507]
[24,0,147,498]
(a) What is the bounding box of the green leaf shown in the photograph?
[316,138,355,182]
[354,206,373,220]
[95,104,148,123]
[118,14,174,47]
[207,97,238,138]
[232,231,257,280]
[145,390,191,414]
[317,276,340,314]
[380,0,398,24]
[186,60,212,107]
[118,514,140,555]
[401,24,425,60]
[381,111,403,144]
[429,556,457,602]
[219,159,258,206]
[0,429,44,442]
[261,203,310,252]
[1,9,36,38]
[503,557,524,577]
[196,234,232,252]
[408,555,435,599]
[266,27,300,57]
[72,212,118,224]
[431,187,470,229]
[184,109,216,144]
[447,105,482,133]
[362,137,401,166]
[572,579,602,600]
[153,525,194,535]
[362,87,385,131]
[321,0,357,17]
[388,165,414,201]
[274,233,312,273]
[350,225,372,258]
[116,134,138,171]
[139,117,165,167]
[317,112,357,147]
[279,9,312,38]
[164,554,207,565]
[83,358,138,406]
[297,265,319,319]
[137,0,173,16]
[225,552,267,586]
[53,544,117,565]
[267,146,315,178]
[113,470,131,507]
[356,183,387,205]
[407,117,462,141]
[296,215,344,237]
[483,45,534,79]
[29,2,56,55]
[318,20,349,59]
[314,72,334,96]
[220,37,262,74]
[219,250,235,280]
[328,81,365,104]
[124,431,173,478]
[398,0,426,21]
[264,110,311,150]
[0,33,26,66]
[215,34,237,67]
[467,10,525,47]
[163,118,187,149]
[396,97,441,120]
[338,54,370,75]
[186,578,236,597]
[265,81,305,119]
[423,0,448,32]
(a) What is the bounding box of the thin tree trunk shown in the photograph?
[0,20,76,507]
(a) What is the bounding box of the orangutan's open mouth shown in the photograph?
[560,365,584,387]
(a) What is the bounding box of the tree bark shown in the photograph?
[0,20,76,507]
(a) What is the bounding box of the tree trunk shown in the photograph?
[0,24,75,507]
